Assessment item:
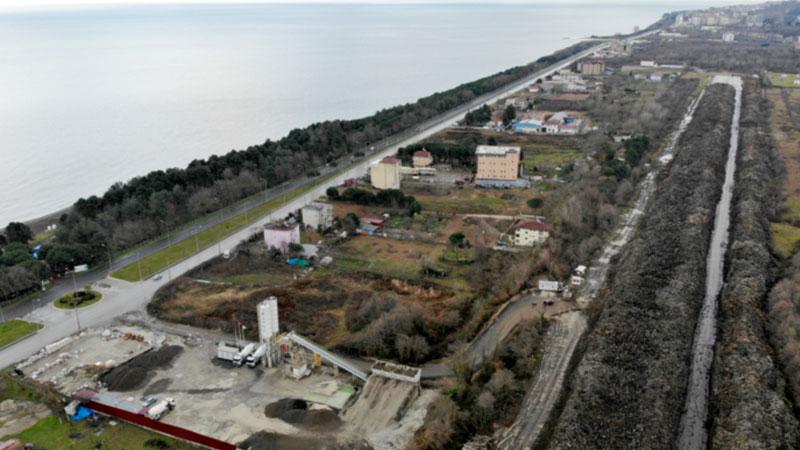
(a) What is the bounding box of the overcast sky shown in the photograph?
[0,0,765,10]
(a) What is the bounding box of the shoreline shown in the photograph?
[24,206,71,235]
[11,13,665,230]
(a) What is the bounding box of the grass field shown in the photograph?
[54,290,102,309]
[328,236,447,280]
[784,196,800,223]
[417,186,528,215]
[768,72,800,88]
[10,415,198,450]
[112,163,355,281]
[772,223,800,257]
[0,319,43,349]
[521,147,582,172]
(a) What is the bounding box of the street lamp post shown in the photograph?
[0,286,6,323]
[70,261,81,333]
[101,242,113,276]
[136,251,144,281]
[160,219,172,248]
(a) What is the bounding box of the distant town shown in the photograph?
[1,1,800,449]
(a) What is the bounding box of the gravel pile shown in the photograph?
[264,398,342,431]
[101,345,183,391]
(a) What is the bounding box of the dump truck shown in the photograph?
[233,343,256,367]
[145,398,175,421]
[246,343,268,368]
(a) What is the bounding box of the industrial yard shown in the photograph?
[10,307,434,450]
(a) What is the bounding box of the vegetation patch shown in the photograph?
[54,289,102,309]
[0,320,43,349]
[768,72,800,88]
[771,223,800,258]
[13,415,197,450]
[521,147,582,173]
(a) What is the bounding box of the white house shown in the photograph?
[302,202,333,230]
[538,280,562,292]
[513,220,552,246]
[264,223,300,253]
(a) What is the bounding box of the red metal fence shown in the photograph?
[86,400,236,450]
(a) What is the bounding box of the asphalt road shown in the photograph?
[1,38,615,371]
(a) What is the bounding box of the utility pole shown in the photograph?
[70,263,81,333]
[136,251,144,281]
[0,286,6,323]
[102,242,113,276]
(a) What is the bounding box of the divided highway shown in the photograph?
[2,37,612,329]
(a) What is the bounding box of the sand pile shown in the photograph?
[101,345,183,391]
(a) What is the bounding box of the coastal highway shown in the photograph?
[0,35,625,369]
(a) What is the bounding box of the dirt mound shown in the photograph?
[102,346,183,391]
[264,398,307,418]
[264,398,342,431]
[303,409,342,431]
[238,432,371,450]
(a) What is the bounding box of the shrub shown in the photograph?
[527,198,544,209]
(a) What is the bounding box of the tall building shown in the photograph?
[475,145,521,186]
[370,156,401,189]
[578,59,606,76]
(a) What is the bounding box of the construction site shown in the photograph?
[13,298,433,450]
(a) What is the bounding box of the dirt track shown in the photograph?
[496,84,709,449]
[497,312,586,450]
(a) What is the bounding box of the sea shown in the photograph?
[0,2,717,225]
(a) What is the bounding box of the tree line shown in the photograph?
[0,41,596,299]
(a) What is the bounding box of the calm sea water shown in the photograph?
[0,2,702,225]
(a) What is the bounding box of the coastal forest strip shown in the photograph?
[0,41,599,296]
[546,83,736,449]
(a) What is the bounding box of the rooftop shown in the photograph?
[515,220,553,232]
[475,145,520,156]
[379,156,401,165]
[264,222,299,231]
[302,202,332,211]
[413,150,432,158]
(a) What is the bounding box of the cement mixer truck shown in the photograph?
[246,343,268,368]
[233,343,256,367]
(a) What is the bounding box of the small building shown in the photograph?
[371,156,401,190]
[513,220,552,246]
[722,31,735,42]
[301,202,333,230]
[649,72,663,82]
[613,134,633,143]
[640,60,657,68]
[574,265,587,276]
[609,39,631,54]
[511,119,542,134]
[412,149,433,168]
[264,222,300,253]
[538,280,562,292]
[570,275,585,286]
[475,145,526,187]
[578,59,606,76]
